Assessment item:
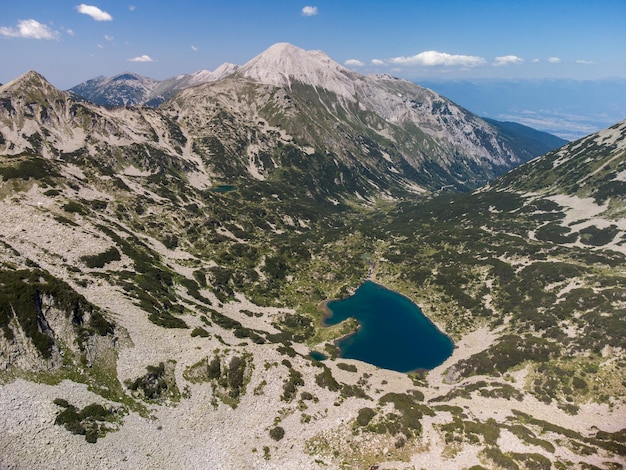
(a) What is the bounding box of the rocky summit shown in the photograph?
[0,43,624,469]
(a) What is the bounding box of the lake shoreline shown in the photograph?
[317,280,455,373]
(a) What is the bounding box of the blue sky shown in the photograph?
[1,0,625,89]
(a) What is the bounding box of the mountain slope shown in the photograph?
[68,72,159,107]
[482,117,568,160]
[65,43,564,194]
[3,45,549,203]
[493,118,626,203]
[144,63,240,107]
[165,43,549,194]
[1,107,624,468]
[419,78,626,140]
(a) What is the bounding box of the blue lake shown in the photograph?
[323,281,454,373]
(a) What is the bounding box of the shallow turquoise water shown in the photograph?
[309,351,327,361]
[209,185,236,193]
[323,281,453,372]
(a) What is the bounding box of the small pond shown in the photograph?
[209,184,236,193]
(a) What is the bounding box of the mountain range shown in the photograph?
[6,43,565,199]
[0,42,624,469]
[69,63,240,107]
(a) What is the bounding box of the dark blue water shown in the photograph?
[323,281,453,372]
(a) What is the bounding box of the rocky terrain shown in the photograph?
[0,43,625,469]
[69,63,240,108]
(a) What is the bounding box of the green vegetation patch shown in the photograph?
[269,426,285,441]
[281,359,304,402]
[125,361,180,403]
[95,224,188,329]
[54,398,125,443]
[373,391,432,438]
[183,352,252,408]
[190,326,210,338]
[431,380,523,402]
[509,409,626,458]
[441,417,500,446]
[535,222,578,244]
[452,334,560,378]
[336,362,358,373]
[0,156,58,182]
[579,225,619,246]
[81,246,121,269]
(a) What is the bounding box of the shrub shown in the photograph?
[579,225,619,246]
[89,311,114,336]
[81,247,121,269]
[572,376,587,390]
[315,365,340,392]
[0,157,56,181]
[62,200,86,214]
[53,400,115,443]
[356,407,376,426]
[53,398,71,408]
[282,368,304,402]
[191,327,210,337]
[127,362,172,400]
[227,356,246,397]
[337,362,357,372]
[207,356,221,379]
[269,426,285,441]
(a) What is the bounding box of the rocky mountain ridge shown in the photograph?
[63,43,565,193]
[5,44,565,198]
[69,62,240,108]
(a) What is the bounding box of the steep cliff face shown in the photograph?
[0,269,118,372]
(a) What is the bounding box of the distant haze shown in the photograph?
[418,78,626,141]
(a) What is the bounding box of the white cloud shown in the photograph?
[191,45,198,52]
[371,59,385,66]
[65,28,75,36]
[129,5,136,12]
[493,55,523,66]
[128,54,153,62]
[576,59,595,65]
[390,50,486,67]
[345,59,364,67]
[0,19,60,40]
[76,4,113,21]
[548,57,561,64]
[531,58,540,63]
[104,34,114,42]
[302,6,318,16]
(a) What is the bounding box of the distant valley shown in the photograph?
[419,78,626,141]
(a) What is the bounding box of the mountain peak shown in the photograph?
[211,62,239,79]
[0,70,55,93]
[238,42,358,97]
[69,72,158,107]
[111,72,146,82]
